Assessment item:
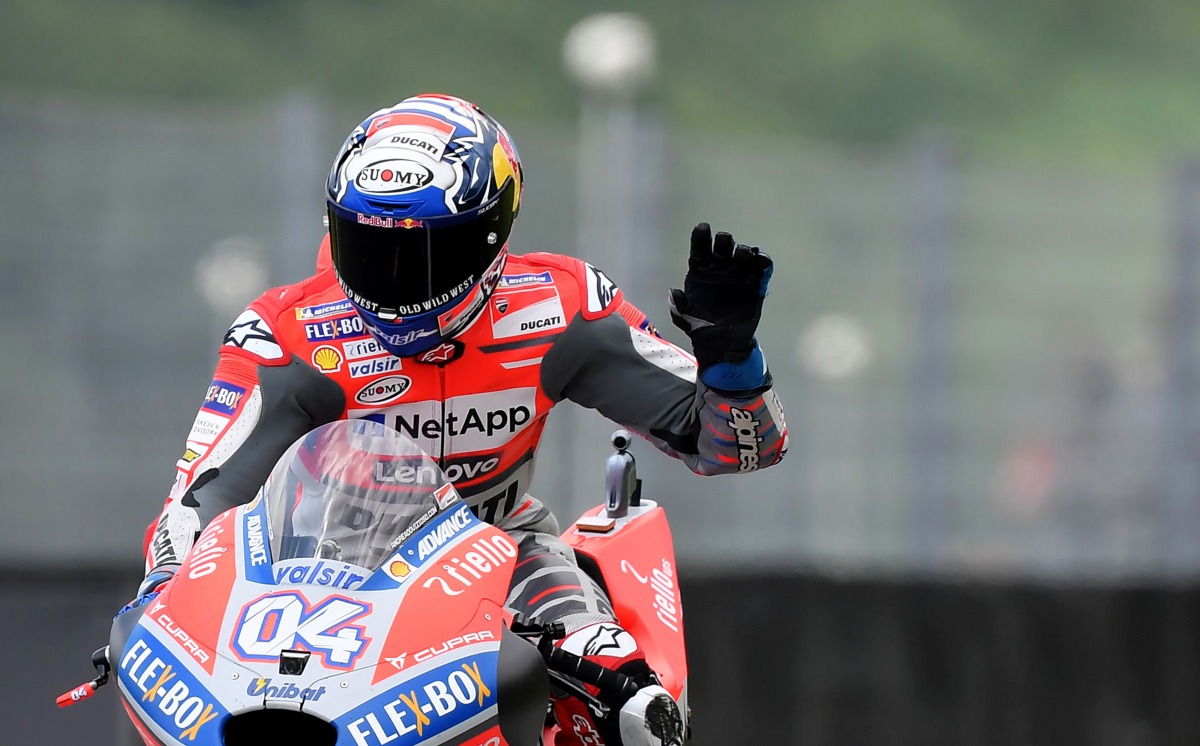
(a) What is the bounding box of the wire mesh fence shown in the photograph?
[2,93,1197,581]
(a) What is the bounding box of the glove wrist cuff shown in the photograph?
[698,342,769,393]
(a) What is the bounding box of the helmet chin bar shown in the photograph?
[350,245,507,358]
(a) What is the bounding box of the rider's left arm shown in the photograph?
[540,286,788,476]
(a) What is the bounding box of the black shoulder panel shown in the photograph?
[187,355,345,526]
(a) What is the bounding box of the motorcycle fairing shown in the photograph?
[115,626,227,746]
[151,509,240,675]
[563,500,688,699]
[120,496,520,744]
[369,521,516,687]
[333,651,501,746]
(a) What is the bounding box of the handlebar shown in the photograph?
[510,613,640,706]
[538,639,641,703]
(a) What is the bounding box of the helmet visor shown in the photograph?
[329,180,516,317]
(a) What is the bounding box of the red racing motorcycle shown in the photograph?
[59,421,689,746]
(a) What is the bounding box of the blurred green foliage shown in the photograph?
[6,0,1200,163]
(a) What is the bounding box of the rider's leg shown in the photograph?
[497,497,684,746]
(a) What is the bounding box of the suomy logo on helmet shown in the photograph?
[354,159,434,194]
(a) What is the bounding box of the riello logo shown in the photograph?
[355,375,412,406]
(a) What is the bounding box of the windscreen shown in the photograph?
[259,420,455,571]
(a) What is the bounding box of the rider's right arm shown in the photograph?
[146,305,345,572]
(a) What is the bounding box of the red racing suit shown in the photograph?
[146,248,787,645]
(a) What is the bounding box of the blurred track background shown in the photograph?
[5,2,1200,743]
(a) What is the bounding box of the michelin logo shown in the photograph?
[499,272,552,288]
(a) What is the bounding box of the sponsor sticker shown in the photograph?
[312,345,344,373]
[355,376,412,406]
[341,654,498,746]
[305,315,368,343]
[385,560,413,581]
[178,445,205,466]
[354,158,434,195]
[186,521,229,581]
[384,630,495,672]
[296,299,355,321]
[272,559,369,591]
[201,380,245,416]
[420,534,517,597]
[357,388,537,454]
[414,505,473,561]
[247,677,327,702]
[350,355,404,379]
[244,514,268,567]
[434,483,459,509]
[186,411,230,446]
[344,338,387,360]
[385,506,439,552]
[118,635,223,742]
[620,558,680,633]
[151,612,211,665]
[499,271,552,288]
[354,215,424,229]
[374,454,498,487]
[488,287,565,339]
[385,130,448,160]
[387,504,478,567]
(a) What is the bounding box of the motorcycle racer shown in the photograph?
[132,93,787,746]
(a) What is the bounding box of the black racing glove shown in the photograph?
[669,223,774,392]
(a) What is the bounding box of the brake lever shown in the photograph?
[56,647,111,708]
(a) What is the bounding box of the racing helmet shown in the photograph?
[325,93,524,357]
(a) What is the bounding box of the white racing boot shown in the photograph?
[617,685,685,746]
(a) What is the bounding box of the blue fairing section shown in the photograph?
[336,651,499,746]
[358,503,480,591]
[116,628,227,745]
[241,498,274,584]
[699,341,769,392]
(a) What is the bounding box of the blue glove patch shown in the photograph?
[700,342,769,392]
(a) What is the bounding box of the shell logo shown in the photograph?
[388,560,411,579]
[312,346,343,373]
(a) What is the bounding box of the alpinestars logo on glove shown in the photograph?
[727,407,762,472]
